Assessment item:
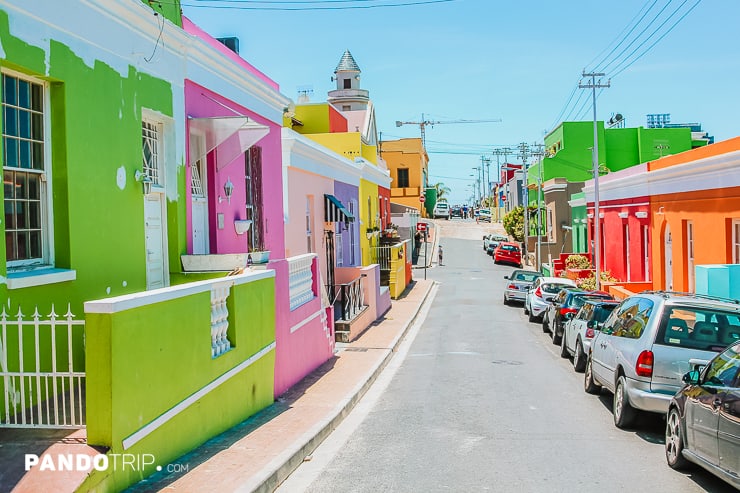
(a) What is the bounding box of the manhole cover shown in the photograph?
[491,359,523,365]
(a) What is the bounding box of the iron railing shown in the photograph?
[330,274,366,321]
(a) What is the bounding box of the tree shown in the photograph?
[432,182,451,201]
[502,205,537,242]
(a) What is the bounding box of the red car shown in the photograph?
[493,242,522,267]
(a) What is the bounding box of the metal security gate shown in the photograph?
[0,305,85,428]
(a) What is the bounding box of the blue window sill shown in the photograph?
[7,268,77,290]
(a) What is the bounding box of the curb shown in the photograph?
[251,281,437,492]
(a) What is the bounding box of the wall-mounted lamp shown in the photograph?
[219,177,234,204]
[134,170,153,195]
[587,213,594,219]
[656,206,665,216]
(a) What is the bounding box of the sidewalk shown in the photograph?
[131,279,436,492]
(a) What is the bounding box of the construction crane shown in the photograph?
[395,113,502,149]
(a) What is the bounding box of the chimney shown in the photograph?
[216,37,239,54]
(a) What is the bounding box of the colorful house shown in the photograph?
[381,137,428,215]
[0,2,330,490]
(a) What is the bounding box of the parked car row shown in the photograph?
[501,277,740,489]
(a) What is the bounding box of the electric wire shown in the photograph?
[179,0,455,10]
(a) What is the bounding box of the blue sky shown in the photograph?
[182,0,740,204]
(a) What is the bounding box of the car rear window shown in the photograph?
[656,306,740,352]
[594,304,617,323]
[514,272,541,282]
[569,294,611,309]
[543,283,570,294]
[500,245,519,252]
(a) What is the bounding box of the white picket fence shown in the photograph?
[0,305,85,428]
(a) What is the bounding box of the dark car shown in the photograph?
[666,340,740,489]
[493,242,522,267]
[450,206,463,218]
[543,288,613,345]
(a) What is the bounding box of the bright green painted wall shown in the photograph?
[140,0,183,27]
[0,12,179,316]
[636,127,693,162]
[83,276,276,491]
[570,192,587,253]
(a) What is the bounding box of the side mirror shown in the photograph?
[565,312,575,320]
[682,370,701,385]
[504,275,510,280]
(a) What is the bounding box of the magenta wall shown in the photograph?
[184,81,285,258]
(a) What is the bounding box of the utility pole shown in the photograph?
[530,143,545,271]
[481,156,491,206]
[579,71,610,290]
[518,142,530,263]
[492,149,503,220]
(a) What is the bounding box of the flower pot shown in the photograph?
[181,254,248,272]
[248,250,271,264]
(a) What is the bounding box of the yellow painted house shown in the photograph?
[380,137,429,215]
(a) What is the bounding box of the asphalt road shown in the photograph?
[279,219,734,493]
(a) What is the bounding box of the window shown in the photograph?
[658,307,740,350]
[701,344,740,387]
[397,168,409,188]
[142,120,163,186]
[3,72,48,267]
[348,200,356,265]
[686,220,694,292]
[245,146,263,251]
[733,219,740,264]
[343,79,351,89]
[335,230,343,266]
[305,196,313,253]
[604,297,653,339]
[342,105,351,111]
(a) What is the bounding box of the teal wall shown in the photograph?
[695,265,740,301]
[83,275,276,492]
[0,10,182,316]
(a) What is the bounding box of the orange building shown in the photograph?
[380,138,428,215]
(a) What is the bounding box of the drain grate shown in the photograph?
[344,347,369,352]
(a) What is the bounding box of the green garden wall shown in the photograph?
[82,273,276,491]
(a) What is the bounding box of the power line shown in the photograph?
[180,0,455,10]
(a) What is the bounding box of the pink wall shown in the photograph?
[184,81,285,259]
[271,257,334,396]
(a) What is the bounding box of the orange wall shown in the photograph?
[651,186,740,291]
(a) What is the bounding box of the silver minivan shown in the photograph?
[584,291,740,428]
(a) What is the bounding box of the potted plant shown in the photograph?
[366,226,380,240]
[247,246,270,265]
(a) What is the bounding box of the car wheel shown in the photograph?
[503,295,509,306]
[614,376,637,429]
[542,316,550,333]
[552,326,562,345]
[666,407,689,470]
[523,302,529,315]
[559,332,569,358]
[528,310,538,323]
[573,339,586,372]
[584,356,601,395]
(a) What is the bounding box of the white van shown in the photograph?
[433,202,450,219]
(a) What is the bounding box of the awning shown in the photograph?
[324,194,354,224]
[188,116,270,170]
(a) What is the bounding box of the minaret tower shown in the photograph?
[328,49,369,112]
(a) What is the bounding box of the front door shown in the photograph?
[190,132,209,254]
[664,224,673,290]
[144,193,166,289]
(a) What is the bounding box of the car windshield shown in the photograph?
[657,306,740,352]
[513,272,540,282]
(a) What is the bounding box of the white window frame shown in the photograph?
[643,225,650,281]
[687,220,694,292]
[335,229,344,266]
[306,196,313,253]
[625,223,631,282]
[348,199,356,265]
[733,219,740,264]
[2,69,54,271]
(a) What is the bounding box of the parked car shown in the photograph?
[561,299,620,371]
[665,340,740,489]
[493,242,522,267]
[485,234,508,255]
[450,205,463,218]
[544,288,613,344]
[585,291,740,429]
[503,269,543,305]
[478,208,492,222]
[433,202,450,219]
[524,277,577,323]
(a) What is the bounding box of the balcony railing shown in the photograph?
[288,254,317,310]
[331,275,366,321]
